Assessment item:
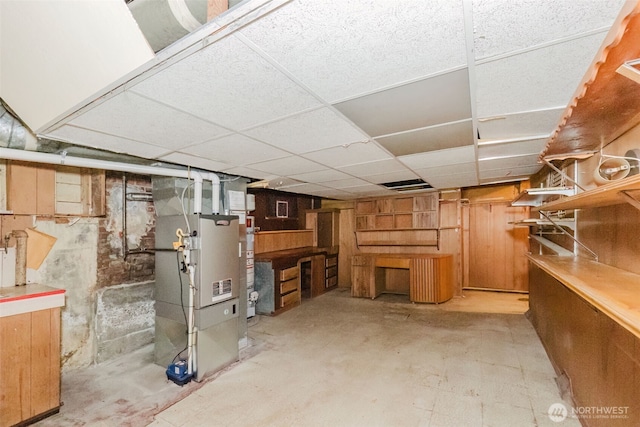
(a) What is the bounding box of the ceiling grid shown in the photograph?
[0,0,628,199]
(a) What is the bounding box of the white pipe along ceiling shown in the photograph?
[0,147,220,215]
[0,0,631,199]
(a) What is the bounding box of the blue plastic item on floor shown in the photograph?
[166,361,193,386]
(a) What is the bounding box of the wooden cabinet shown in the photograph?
[255,247,338,315]
[305,208,339,248]
[279,265,300,308]
[529,261,640,426]
[324,254,338,290]
[354,193,439,248]
[0,308,61,427]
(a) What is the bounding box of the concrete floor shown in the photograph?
[37,289,580,426]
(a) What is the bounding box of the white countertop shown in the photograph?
[0,284,65,317]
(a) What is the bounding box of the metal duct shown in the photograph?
[0,103,37,150]
[127,0,210,52]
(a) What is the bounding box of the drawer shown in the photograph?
[281,290,299,307]
[280,266,299,281]
[325,266,337,278]
[325,276,337,288]
[280,278,298,295]
[325,256,337,267]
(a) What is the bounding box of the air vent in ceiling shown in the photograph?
[380,178,432,192]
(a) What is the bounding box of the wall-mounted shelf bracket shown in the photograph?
[538,211,598,261]
[543,158,587,192]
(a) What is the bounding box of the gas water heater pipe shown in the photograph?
[0,147,221,215]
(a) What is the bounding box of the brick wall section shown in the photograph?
[97,171,156,288]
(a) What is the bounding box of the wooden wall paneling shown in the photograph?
[254,230,314,254]
[338,208,356,288]
[462,203,470,289]
[36,165,56,215]
[7,161,37,214]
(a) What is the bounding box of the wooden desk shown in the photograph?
[351,253,453,303]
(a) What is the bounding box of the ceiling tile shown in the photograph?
[158,152,231,172]
[299,188,354,200]
[245,107,366,154]
[334,70,471,137]
[68,92,230,149]
[478,138,547,159]
[477,108,561,140]
[131,34,322,130]
[472,0,625,60]
[364,170,420,185]
[289,169,353,183]
[186,134,290,166]
[479,154,540,171]
[423,172,479,189]
[302,142,392,168]
[337,158,409,177]
[320,177,372,189]
[376,120,473,156]
[44,126,172,159]
[398,145,476,169]
[247,156,325,175]
[240,0,467,102]
[476,34,608,118]
[221,166,272,180]
[414,162,477,179]
[339,184,395,197]
[480,165,543,181]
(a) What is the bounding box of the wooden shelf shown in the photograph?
[512,187,575,207]
[527,254,640,339]
[528,235,574,256]
[511,218,575,230]
[534,174,640,211]
[355,227,438,232]
[356,240,439,247]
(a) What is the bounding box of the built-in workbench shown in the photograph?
[528,255,640,425]
[0,284,65,427]
[254,246,338,316]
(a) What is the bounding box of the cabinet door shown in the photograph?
[351,256,373,298]
[468,203,529,291]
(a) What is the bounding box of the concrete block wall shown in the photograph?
[94,281,155,363]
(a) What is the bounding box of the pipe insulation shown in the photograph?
[0,147,221,215]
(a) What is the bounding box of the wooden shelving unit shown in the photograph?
[354,193,440,248]
[533,174,640,212]
[511,187,575,207]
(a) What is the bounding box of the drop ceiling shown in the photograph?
[0,0,628,199]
